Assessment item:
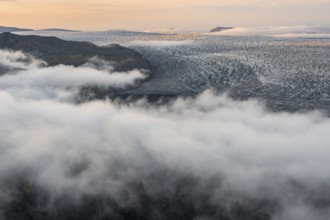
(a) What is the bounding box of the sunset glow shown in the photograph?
[1,0,329,30]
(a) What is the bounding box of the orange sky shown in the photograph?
[1,0,329,31]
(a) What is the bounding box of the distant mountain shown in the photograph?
[209,27,234,33]
[0,32,149,72]
[0,26,34,32]
[37,28,80,32]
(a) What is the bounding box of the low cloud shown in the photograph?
[0,50,45,70]
[207,26,330,38]
[0,50,330,219]
[131,40,193,47]
[0,50,146,101]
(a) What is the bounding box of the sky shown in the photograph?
[0,0,330,31]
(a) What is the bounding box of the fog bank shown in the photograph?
[1,50,330,219]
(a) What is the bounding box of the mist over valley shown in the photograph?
[0,28,330,220]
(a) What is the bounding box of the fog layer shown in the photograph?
[0,50,329,219]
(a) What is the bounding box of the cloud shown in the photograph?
[130,40,193,47]
[0,50,45,69]
[143,27,195,34]
[206,25,330,38]
[0,50,146,101]
[1,89,330,218]
[1,50,330,218]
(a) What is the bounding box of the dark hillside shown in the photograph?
[0,32,149,72]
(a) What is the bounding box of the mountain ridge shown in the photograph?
[209,26,234,33]
[0,32,149,72]
[0,26,34,32]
